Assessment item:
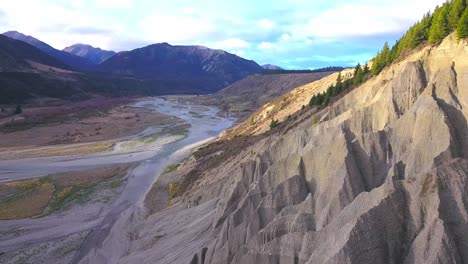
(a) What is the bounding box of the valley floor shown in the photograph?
[0,97,234,264]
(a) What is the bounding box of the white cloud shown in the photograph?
[138,14,217,44]
[258,41,275,50]
[94,0,132,8]
[290,0,446,40]
[0,0,450,68]
[182,8,195,15]
[279,33,291,42]
[214,38,250,49]
[258,19,274,30]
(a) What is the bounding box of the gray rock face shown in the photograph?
[174,35,468,264]
[92,35,468,264]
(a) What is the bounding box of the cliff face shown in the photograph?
[119,34,468,264]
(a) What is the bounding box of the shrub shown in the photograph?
[168,183,180,198]
[249,116,254,126]
[163,163,180,174]
[269,119,279,129]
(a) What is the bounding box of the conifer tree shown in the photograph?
[381,42,391,65]
[322,93,330,106]
[353,63,365,86]
[458,7,468,39]
[363,64,370,75]
[371,53,382,76]
[429,4,450,44]
[415,12,433,44]
[449,0,467,30]
[371,42,391,75]
[335,72,343,92]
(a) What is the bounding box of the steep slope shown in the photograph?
[93,33,468,264]
[0,34,68,71]
[98,43,262,93]
[3,31,95,70]
[222,68,354,137]
[63,44,116,64]
[213,71,336,118]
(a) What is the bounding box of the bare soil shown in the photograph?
[0,98,176,149]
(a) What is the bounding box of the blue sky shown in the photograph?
[0,0,446,69]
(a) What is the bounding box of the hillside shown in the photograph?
[0,35,68,71]
[222,68,354,136]
[213,71,336,118]
[98,43,263,93]
[95,33,468,264]
[3,31,95,70]
[63,44,116,64]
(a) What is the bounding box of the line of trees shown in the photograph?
[309,63,370,109]
[307,1,467,112]
[371,0,468,76]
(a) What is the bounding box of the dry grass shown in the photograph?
[0,99,178,149]
[0,141,113,160]
[0,164,132,220]
[0,182,54,220]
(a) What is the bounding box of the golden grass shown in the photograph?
[0,141,113,160]
[0,183,54,220]
[0,164,132,220]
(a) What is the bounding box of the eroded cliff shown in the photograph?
[119,34,468,264]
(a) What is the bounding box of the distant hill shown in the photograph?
[213,70,337,118]
[98,43,263,93]
[0,34,68,71]
[63,44,116,64]
[262,64,283,70]
[0,35,232,104]
[260,66,346,75]
[3,31,95,70]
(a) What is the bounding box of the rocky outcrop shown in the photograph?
[110,34,468,264]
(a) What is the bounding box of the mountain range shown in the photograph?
[0,31,266,102]
[0,34,67,71]
[63,43,116,64]
[97,43,262,92]
[3,31,95,70]
[262,64,283,70]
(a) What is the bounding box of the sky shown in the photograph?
[0,0,447,69]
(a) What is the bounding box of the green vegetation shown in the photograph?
[458,8,468,39]
[0,166,129,220]
[307,1,468,115]
[168,182,180,199]
[269,119,280,129]
[309,64,369,109]
[450,0,467,30]
[163,163,181,174]
[429,4,450,44]
[371,0,468,76]
[249,116,255,126]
